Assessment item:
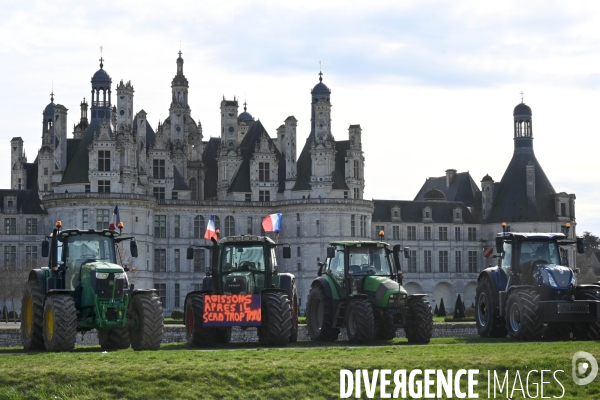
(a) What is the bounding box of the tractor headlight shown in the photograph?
[114,273,125,279]
[547,274,558,288]
[388,294,398,307]
[96,272,109,279]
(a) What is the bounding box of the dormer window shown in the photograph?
[153,159,165,179]
[423,206,432,221]
[4,196,17,214]
[98,150,110,171]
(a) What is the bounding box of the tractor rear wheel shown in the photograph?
[98,328,131,350]
[289,282,299,343]
[475,278,507,337]
[185,294,216,347]
[573,288,600,340]
[375,314,397,340]
[405,297,433,344]
[306,285,340,341]
[346,299,374,344]
[506,290,542,340]
[128,293,163,350]
[258,292,292,346]
[21,280,45,350]
[215,328,232,344]
[43,295,77,352]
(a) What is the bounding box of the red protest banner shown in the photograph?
[203,294,262,327]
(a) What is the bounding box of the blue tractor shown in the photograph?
[475,227,600,340]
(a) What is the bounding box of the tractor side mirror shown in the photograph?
[317,262,324,276]
[392,244,402,273]
[282,246,291,259]
[403,247,410,259]
[130,240,138,258]
[576,237,585,254]
[495,237,504,254]
[41,240,49,258]
[186,247,194,260]
[326,246,335,258]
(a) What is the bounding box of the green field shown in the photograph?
[1,338,599,399]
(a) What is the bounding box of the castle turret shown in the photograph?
[90,58,112,121]
[11,137,26,190]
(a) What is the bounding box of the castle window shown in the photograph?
[98,180,110,193]
[439,227,448,241]
[407,226,416,240]
[85,185,90,193]
[44,168,48,176]
[259,190,270,201]
[4,218,16,235]
[353,160,360,179]
[26,245,37,266]
[245,194,251,202]
[393,226,400,240]
[194,249,205,272]
[172,191,178,200]
[26,218,37,235]
[189,178,197,200]
[247,217,253,235]
[174,282,180,306]
[224,216,235,237]
[360,216,367,237]
[153,187,165,199]
[96,209,109,230]
[407,250,417,273]
[353,188,360,199]
[154,215,166,238]
[561,203,566,217]
[468,251,478,273]
[18,178,22,190]
[455,227,461,241]
[174,215,180,238]
[194,216,205,239]
[82,210,88,230]
[351,215,356,237]
[344,191,348,199]
[153,159,165,179]
[423,251,432,273]
[4,245,16,267]
[375,225,385,239]
[154,249,166,272]
[455,251,462,272]
[259,162,270,182]
[424,226,432,241]
[98,150,110,171]
[468,227,477,241]
[439,251,448,272]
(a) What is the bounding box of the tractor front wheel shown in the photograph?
[258,292,292,346]
[21,280,45,350]
[506,290,542,340]
[345,298,374,344]
[128,293,163,350]
[43,295,77,352]
[185,294,216,347]
[98,328,131,350]
[475,278,507,337]
[306,285,340,341]
[405,297,433,344]
[573,288,600,340]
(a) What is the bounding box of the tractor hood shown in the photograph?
[362,276,408,308]
[84,261,124,273]
[536,264,574,289]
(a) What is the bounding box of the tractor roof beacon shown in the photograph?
[475,223,600,340]
[184,235,298,347]
[20,221,164,352]
[306,234,433,344]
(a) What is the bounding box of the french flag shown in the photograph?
[204,216,218,240]
[108,205,121,230]
[262,213,282,233]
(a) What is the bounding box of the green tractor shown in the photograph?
[306,240,433,344]
[184,235,298,347]
[20,221,164,351]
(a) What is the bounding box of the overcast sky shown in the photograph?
[1,1,599,235]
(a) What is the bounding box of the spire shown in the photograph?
[50,90,54,103]
[99,45,104,69]
[244,101,247,112]
[319,71,323,83]
[520,90,524,103]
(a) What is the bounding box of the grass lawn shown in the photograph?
[0,338,599,399]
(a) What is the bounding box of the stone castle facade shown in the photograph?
[0,53,578,315]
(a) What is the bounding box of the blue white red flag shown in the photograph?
[204,216,218,240]
[262,213,282,233]
[109,205,121,230]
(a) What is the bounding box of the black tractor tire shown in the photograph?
[128,293,163,351]
[306,285,340,341]
[215,328,232,344]
[506,290,542,340]
[98,328,131,350]
[43,295,77,352]
[543,323,572,341]
[258,292,292,346]
[405,297,433,344]
[21,280,45,350]
[185,294,216,347]
[475,278,507,338]
[375,314,397,340]
[289,282,299,343]
[573,288,600,341]
[345,298,375,344]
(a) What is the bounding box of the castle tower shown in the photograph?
[38,93,56,194]
[311,71,333,144]
[281,116,297,191]
[169,51,190,144]
[481,174,494,219]
[237,102,255,143]
[220,97,239,149]
[135,110,149,187]
[11,137,27,190]
[73,98,89,139]
[345,124,364,199]
[90,58,112,121]
[116,80,134,132]
[52,104,68,184]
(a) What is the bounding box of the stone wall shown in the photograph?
[0,323,477,348]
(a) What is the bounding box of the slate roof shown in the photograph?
[0,190,46,214]
[202,137,221,200]
[61,119,108,184]
[227,120,285,194]
[173,167,190,190]
[372,199,480,224]
[292,135,313,191]
[485,142,557,223]
[414,171,480,208]
[333,141,350,190]
[24,162,38,191]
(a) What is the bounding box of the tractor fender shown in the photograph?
[505,285,534,298]
[28,269,46,294]
[202,276,213,291]
[311,276,339,300]
[131,289,157,298]
[477,266,508,292]
[278,273,296,301]
[407,294,427,302]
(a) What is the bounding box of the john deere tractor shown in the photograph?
[20,221,164,352]
[184,235,298,346]
[306,240,433,344]
[476,226,600,340]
